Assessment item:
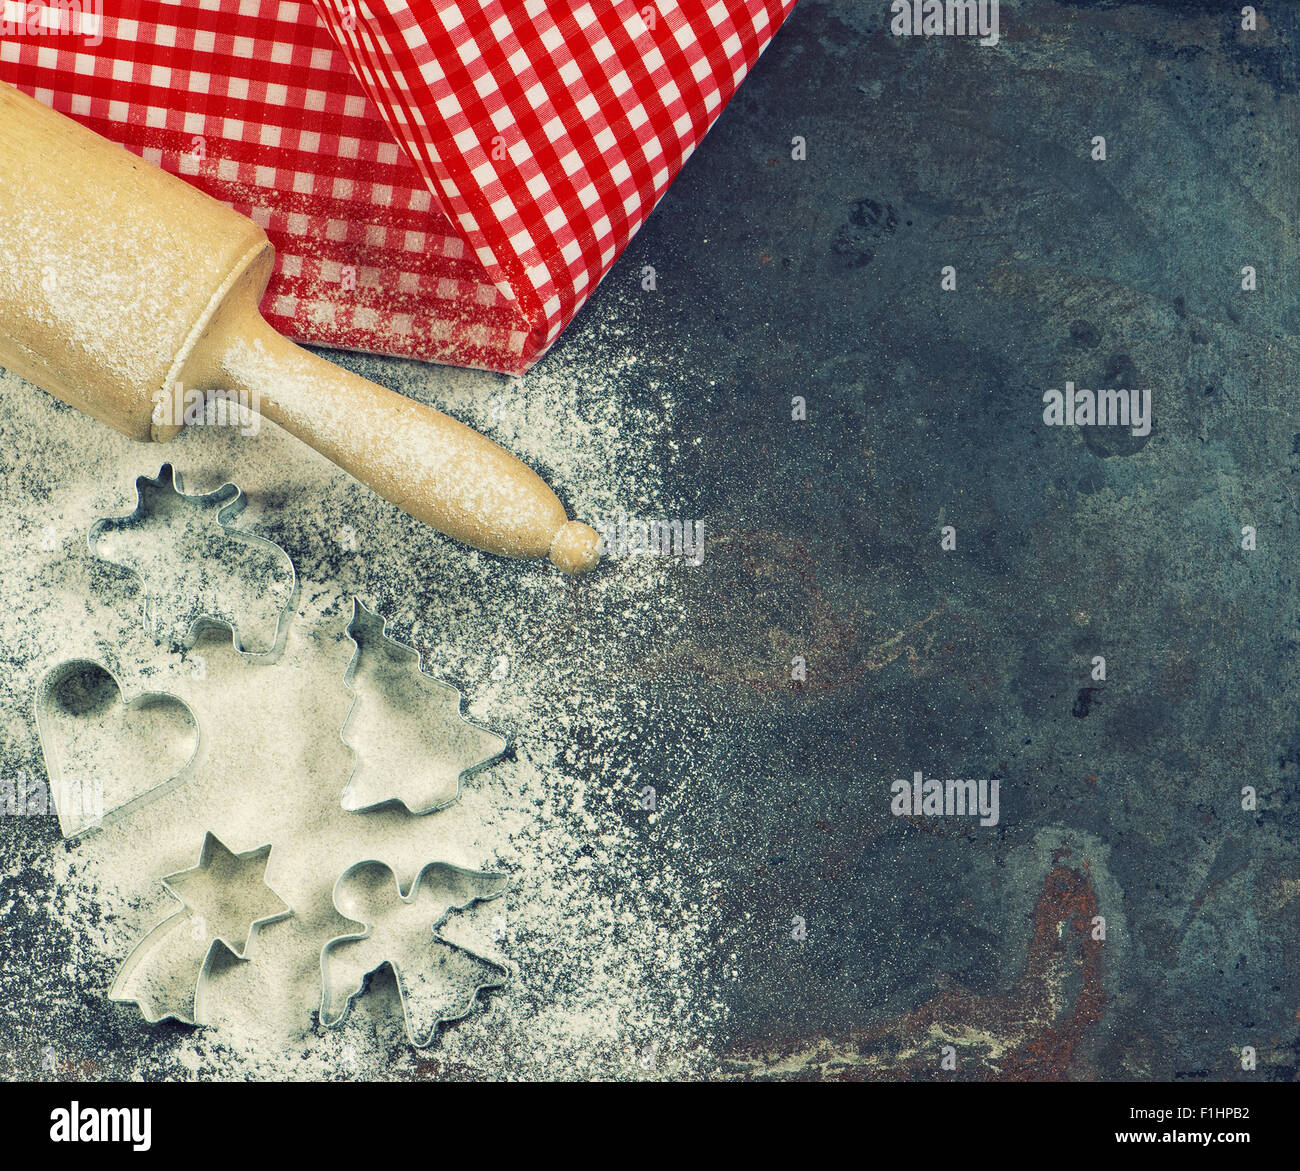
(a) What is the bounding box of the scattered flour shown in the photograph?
[0,310,725,1080]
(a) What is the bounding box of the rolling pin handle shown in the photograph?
[187,302,601,573]
[549,521,601,574]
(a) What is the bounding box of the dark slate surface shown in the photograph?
[568,0,1299,1078]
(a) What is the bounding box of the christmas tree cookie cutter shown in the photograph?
[319,859,509,1047]
[89,464,298,659]
[33,657,200,839]
[110,832,292,1026]
[340,599,507,815]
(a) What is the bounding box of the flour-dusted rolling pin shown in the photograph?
[0,81,599,574]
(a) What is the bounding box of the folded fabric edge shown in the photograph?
[309,0,798,374]
[310,0,549,364]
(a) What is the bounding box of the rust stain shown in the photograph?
[724,864,1107,1080]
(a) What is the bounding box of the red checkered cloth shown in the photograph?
[0,0,794,374]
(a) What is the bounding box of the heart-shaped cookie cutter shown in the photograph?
[34,658,200,839]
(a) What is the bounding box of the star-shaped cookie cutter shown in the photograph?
[109,832,292,1026]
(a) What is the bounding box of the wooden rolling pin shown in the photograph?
[0,81,599,574]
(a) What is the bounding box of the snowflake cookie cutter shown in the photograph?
[88,464,299,660]
[319,860,509,1047]
[109,832,292,1027]
[33,657,200,839]
[340,599,508,815]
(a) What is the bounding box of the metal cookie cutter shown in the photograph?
[34,658,200,839]
[320,860,508,1047]
[340,599,507,815]
[89,464,298,658]
[110,832,291,1026]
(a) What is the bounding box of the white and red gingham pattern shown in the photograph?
[0,0,794,374]
[312,0,795,357]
